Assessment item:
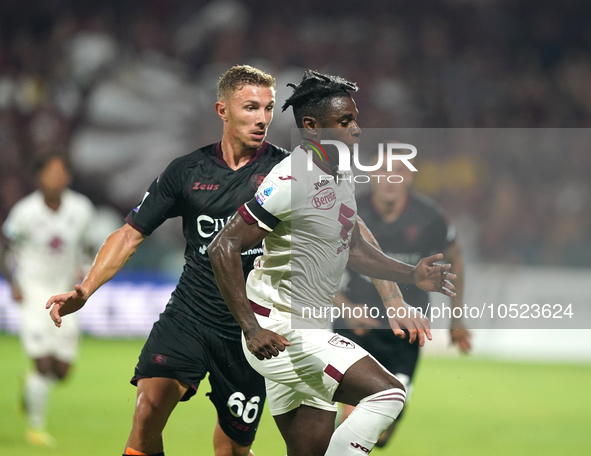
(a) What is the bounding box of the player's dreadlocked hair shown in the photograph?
[282,70,358,128]
[217,65,275,100]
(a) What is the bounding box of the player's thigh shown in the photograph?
[244,317,369,406]
[333,354,405,406]
[132,311,209,402]
[134,376,188,418]
[208,333,266,447]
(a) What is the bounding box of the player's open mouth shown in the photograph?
[251,132,266,140]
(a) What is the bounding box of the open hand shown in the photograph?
[46,284,89,327]
[387,303,432,347]
[412,253,456,298]
[450,319,472,353]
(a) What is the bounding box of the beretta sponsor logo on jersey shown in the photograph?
[311,188,336,210]
[192,182,219,191]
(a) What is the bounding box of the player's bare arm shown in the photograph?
[443,242,471,353]
[356,217,432,346]
[209,214,290,360]
[46,223,146,327]
[347,221,457,296]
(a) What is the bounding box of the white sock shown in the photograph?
[24,371,56,429]
[325,388,406,455]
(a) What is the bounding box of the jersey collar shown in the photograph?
[215,141,268,167]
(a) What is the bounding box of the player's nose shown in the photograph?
[255,108,268,126]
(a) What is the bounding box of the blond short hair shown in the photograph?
[217,65,275,100]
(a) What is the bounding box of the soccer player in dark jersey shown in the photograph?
[45,65,288,456]
[335,157,471,448]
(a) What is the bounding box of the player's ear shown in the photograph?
[215,100,228,122]
[302,116,318,137]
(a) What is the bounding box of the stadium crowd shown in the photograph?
[1,0,590,268]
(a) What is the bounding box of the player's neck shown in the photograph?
[220,137,257,170]
[371,192,407,223]
[43,196,61,212]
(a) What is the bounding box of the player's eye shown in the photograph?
[266,106,274,111]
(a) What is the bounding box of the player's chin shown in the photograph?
[249,138,265,149]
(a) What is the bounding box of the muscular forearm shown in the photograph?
[355,217,406,309]
[209,238,260,334]
[347,239,415,283]
[357,217,404,307]
[81,225,144,296]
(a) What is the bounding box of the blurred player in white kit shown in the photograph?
[0,152,95,447]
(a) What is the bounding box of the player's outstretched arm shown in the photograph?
[209,214,290,360]
[46,223,146,327]
[347,221,457,297]
[355,217,431,346]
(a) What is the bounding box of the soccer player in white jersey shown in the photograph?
[209,71,457,456]
[0,153,95,447]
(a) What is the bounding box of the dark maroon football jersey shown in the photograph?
[126,142,288,340]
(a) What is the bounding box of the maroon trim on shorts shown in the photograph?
[238,204,257,225]
[249,300,271,317]
[125,216,146,234]
[324,364,344,383]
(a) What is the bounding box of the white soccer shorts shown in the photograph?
[20,289,80,363]
[242,313,369,416]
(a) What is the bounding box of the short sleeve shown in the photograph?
[125,157,186,235]
[239,158,304,232]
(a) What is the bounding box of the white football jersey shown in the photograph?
[241,146,357,328]
[3,189,95,295]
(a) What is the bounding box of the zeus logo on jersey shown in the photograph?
[192,182,220,191]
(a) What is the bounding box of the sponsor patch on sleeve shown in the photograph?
[255,184,277,206]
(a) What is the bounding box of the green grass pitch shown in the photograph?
[0,334,590,455]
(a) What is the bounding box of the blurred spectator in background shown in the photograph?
[0,152,96,446]
[1,0,590,270]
